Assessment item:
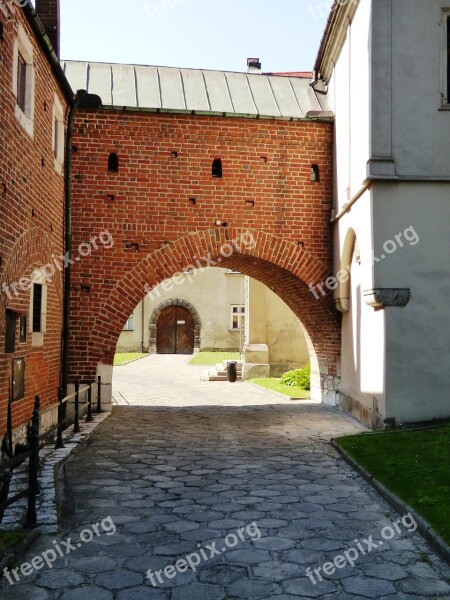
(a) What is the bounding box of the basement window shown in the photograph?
[108,153,119,173]
[212,158,223,178]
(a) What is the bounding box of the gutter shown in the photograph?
[61,90,85,394]
[22,2,73,101]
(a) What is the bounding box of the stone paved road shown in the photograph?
[1,403,449,599]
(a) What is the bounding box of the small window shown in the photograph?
[5,312,16,354]
[447,14,450,103]
[53,95,64,172]
[13,24,35,136]
[231,305,245,330]
[212,158,223,178]
[12,357,25,401]
[17,52,27,113]
[441,10,450,106]
[54,117,59,159]
[123,315,134,331]
[108,153,119,173]
[19,315,27,343]
[32,283,43,332]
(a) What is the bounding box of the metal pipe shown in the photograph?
[61,90,85,396]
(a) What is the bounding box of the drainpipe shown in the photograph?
[62,90,85,394]
[141,300,145,352]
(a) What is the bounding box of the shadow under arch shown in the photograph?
[148,298,202,354]
[72,228,341,406]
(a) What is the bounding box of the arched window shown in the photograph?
[108,153,119,173]
[212,158,222,178]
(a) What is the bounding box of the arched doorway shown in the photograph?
[157,305,194,354]
[149,299,202,355]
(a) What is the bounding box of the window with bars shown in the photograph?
[32,284,43,333]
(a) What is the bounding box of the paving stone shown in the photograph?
[35,569,85,589]
[226,548,272,564]
[363,563,409,581]
[228,578,281,598]
[198,564,247,585]
[62,587,114,600]
[342,575,397,597]
[180,528,222,542]
[116,585,167,600]
[171,582,225,600]
[95,568,144,589]
[70,556,117,573]
[399,577,450,596]
[253,536,296,551]
[252,560,302,580]
[283,576,337,597]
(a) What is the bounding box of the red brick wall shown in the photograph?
[69,110,339,381]
[0,7,68,437]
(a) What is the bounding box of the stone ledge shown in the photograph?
[1,411,111,534]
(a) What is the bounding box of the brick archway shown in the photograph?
[148,299,201,354]
[70,228,340,406]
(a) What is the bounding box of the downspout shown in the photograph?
[141,300,145,353]
[62,90,85,394]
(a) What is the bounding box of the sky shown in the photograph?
[60,0,330,73]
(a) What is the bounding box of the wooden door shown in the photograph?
[157,306,194,354]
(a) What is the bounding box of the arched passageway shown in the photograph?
[69,229,340,406]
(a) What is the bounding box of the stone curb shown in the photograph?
[331,439,450,566]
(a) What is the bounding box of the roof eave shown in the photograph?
[313,0,360,85]
[22,2,74,102]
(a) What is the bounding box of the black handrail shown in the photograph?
[0,377,101,526]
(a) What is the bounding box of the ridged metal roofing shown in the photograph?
[62,61,330,120]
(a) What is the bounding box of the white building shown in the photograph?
[315,0,450,426]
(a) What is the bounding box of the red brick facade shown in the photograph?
[0,6,68,436]
[69,111,339,387]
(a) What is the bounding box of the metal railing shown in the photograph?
[0,377,102,528]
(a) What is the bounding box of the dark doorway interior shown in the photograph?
[157,305,195,354]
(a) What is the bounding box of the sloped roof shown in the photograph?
[62,61,330,120]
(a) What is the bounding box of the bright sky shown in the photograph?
[60,0,329,73]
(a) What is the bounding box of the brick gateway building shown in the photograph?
[4,1,448,442]
[63,61,338,408]
[0,2,337,443]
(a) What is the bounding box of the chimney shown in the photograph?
[35,0,60,57]
[247,58,262,74]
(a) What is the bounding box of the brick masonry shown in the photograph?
[69,111,339,388]
[0,5,68,437]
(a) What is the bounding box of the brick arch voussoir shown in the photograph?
[89,229,336,366]
[0,228,61,327]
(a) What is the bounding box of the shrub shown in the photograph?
[280,363,310,390]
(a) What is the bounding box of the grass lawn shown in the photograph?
[113,353,147,366]
[0,529,28,563]
[336,424,450,545]
[189,352,241,366]
[249,377,310,399]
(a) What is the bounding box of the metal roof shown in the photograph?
[62,61,331,120]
